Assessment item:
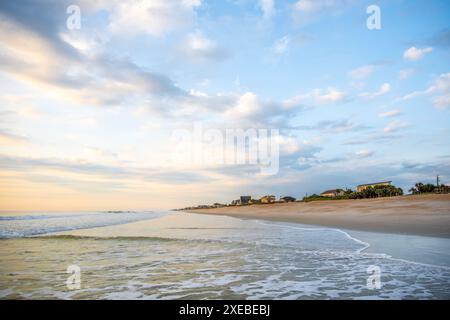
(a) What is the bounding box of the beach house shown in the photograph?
[240,196,252,205]
[320,189,344,198]
[260,195,276,204]
[357,181,392,192]
[231,199,241,206]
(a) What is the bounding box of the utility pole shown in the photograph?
[437,175,440,192]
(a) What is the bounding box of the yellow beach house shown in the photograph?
[356,181,392,192]
[320,189,345,198]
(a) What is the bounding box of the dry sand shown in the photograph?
[187,194,450,238]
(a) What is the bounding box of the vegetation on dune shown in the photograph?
[409,182,450,194]
[302,181,450,203]
[348,185,404,199]
[303,185,403,202]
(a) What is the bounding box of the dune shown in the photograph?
[187,194,450,238]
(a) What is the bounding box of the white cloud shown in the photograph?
[225,92,262,118]
[0,129,28,145]
[434,72,450,92]
[108,0,202,36]
[383,120,408,133]
[379,83,391,94]
[315,87,346,103]
[355,150,374,158]
[398,68,416,80]
[293,0,336,14]
[179,31,229,63]
[259,0,275,19]
[221,91,302,126]
[68,117,97,127]
[397,87,433,102]
[283,87,346,108]
[378,110,401,118]
[430,73,450,108]
[360,83,390,99]
[432,93,450,109]
[403,46,433,61]
[292,0,353,25]
[0,14,183,109]
[349,65,375,79]
[273,35,291,55]
[397,72,450,108]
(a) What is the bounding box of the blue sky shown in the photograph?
[0,0,449,210]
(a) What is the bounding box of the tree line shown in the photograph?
[409,182,450,194]
[303,181,449,202]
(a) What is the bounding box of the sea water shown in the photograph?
[0,211,449,299]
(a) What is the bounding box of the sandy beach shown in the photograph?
[187,194,450,238]
[2,207,450,299]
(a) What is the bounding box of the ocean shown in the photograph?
[1,211,449,299]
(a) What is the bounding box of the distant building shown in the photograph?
[260,195,276,204]
[357,181,392,192]
[213,203,226,208]
[231,199,241,206]
[280,196,296,202]
[240,196,252,205]
[320,189,344,198]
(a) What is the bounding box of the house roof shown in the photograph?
[320,189,343,194]
[357,181,392,187]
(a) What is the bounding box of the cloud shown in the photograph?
[0,0,338,130]
[383,120,408,133]
[222,92,294,126]
[272,35,291,55]
[432,93,450,108]
[359,83,390,99]
[178,31,230,63]
[398,68,416,80]
[0,154,212,186]
[343,130,404,145]
[355,150,374,158]
[397,72,450,108]
[295,119,369,134]
[107,0,202,36]
[292,0,353,25]
[259,0,275,19]
[349,65,375,79]
[403,46,433,61]
[378,110,401,118]
[0,5,186,109]
[83,146,118,159]
[225,92,262,118]
[284,87,346,109]
[275,135,323,169]
[0,129,28,145]
[397,87,434,102]
[315,87,347,103]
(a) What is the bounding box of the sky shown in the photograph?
[0,0,449,211]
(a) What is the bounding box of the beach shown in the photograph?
[187,194,450,238]
[1,209,450,299]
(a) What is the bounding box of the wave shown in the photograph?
[255,220,450,270]
[0,211,163,238]
[0,211,154,221]
[0,214,82,221]
[33,234,181,242]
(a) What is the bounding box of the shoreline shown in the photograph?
[186,194,450,239]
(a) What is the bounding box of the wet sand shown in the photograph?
[187,194,450,238]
